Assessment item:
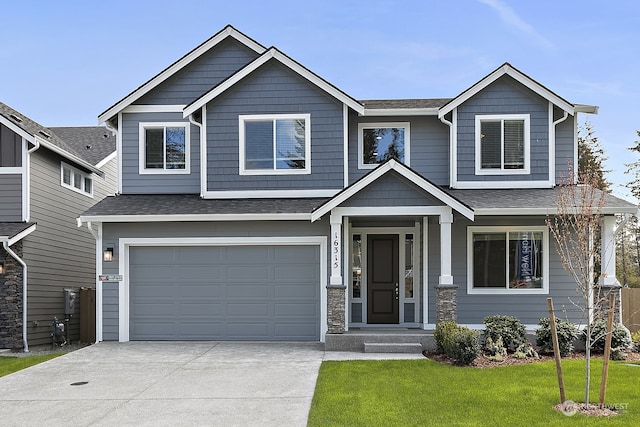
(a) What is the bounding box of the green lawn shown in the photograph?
[308,358,640,426]
[0,354,62,378]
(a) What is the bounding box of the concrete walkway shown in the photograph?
[0,341,423,426]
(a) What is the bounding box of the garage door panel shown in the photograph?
[129,244,320,341]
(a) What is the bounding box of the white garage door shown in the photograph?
[129,245,320,340]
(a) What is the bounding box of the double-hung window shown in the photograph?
[475,114,529,174]
[139,122,190,174]
[358,122,410,169]
[239,114,311,175]
[61,162,93,197]
[467,226,548,294]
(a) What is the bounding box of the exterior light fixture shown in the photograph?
[0,261,4,274]
[103,247,114,262]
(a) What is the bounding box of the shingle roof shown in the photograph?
[0,222,36,240]
[360,98,452,110]
[49,127,116,165]
[80,194,329,218]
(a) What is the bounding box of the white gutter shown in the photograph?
[3,241,28,352]
[23,138,40,222]
[188,108,206,198]
[439,113,455,190]
[550,105,569,186]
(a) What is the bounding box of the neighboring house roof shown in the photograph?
[0,101,108,176]
[447,187,638,216]
[360,98,452,116]
[98,25,267,124]
[0,222,37,245]
[183,47,365,117]
[438,62,597,118]
[49,127,116,166]
[78,194,328,223]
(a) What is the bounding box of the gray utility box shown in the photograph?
[64,288,77,316]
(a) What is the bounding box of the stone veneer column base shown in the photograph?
[326,285,346,334]
[435,284,458,324]
[0,242,24,350]
[595,284,623,324]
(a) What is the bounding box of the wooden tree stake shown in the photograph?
[547,297,566,403]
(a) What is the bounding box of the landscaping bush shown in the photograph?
[535,317,579,357]
[448,326,480,365]
[581,319,632,360]
[483,336,507,361]
[632,330,640,353]
[483,315,527,349]
[434,320,458,354]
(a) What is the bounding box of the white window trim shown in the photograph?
[467,225,549,295]
[238,113,311,175]
[475,114,530,175]
[138,122,191,175]
[60,162,93,198]
[358,122,410,169]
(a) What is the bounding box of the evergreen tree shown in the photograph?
[578,120,611,192]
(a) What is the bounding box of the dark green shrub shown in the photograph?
[632,331,640,353]
[581,320,632,360]
[483,315,527,349]
[434,321,458,354]
[448,326,480,365]
[535,317,579,357]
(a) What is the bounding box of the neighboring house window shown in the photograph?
[0,123,22,170]
[358,122,410,169]
[139,122,190,174]
[475,114,530,174]
[239,114,311,175]
[467,226,548,294]
[61,162,93,197]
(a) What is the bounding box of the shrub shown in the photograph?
[513,342,539,359]
[535,317,579,357]
[632,330,640,353]
[581,320,632,360]
[483,336,507,361]
[434,321,458,354]
[448,326,480,365]
[483,315,527,349]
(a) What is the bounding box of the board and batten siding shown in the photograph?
[22,150,116,346]
[456,76,550,183]
[348,113,450,186]
[120,112,200,194]
[99,218,330,341]
[205,60,344,192]
[0,174,22,221]
[427,215,578,325]
[136,37,260,105]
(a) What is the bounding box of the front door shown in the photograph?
[367,234,399,324]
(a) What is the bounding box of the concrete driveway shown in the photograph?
[0,341,423,426]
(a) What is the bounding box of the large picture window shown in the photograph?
[239,114,310,175]
[139,122,190,174]
[358,122,410,169]
[475,115,529,174]
[467,226,548,294]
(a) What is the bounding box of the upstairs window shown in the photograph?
[139,122,190,174]
[358,122,410,169]
[239,114,310,175]
[61,162,93,197]
[475,115,529,174]
[0,123,22,170]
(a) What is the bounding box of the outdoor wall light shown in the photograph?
[103,247,114,262]
[0,261,4,274]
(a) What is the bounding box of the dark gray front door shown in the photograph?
[367,234,399,324]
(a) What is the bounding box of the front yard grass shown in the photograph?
[308,358,640,426]
[0,354,62,378]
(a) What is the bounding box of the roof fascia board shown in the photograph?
[35,136,105,177]
[78,213,312,223]
[438,64,574,118]
[574,104,599,114]
[362,108,439,116]
[98,26,266,124]
[476,206,638,216]
[1,224,37,245]
[184,48,365,117]
[202,188,337,199]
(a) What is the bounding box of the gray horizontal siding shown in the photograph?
[428,215,580,325]
[342,171,445,207]
[120,112,200,194]
[555,113,575,182]
[349,114,449,185]
[205,60,344,191]
[456,76,550,183]
[0,174,22,221]
[136,38,260,105]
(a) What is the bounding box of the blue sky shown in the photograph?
[1,0,638,201]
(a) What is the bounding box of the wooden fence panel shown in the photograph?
[622,287,640,334]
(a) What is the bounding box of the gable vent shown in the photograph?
[38,130,51,138]
[9,114,23,123]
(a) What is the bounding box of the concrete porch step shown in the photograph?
[364,342,424,354]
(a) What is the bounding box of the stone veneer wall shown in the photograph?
[0,242,24,350]
[326,285,346,334]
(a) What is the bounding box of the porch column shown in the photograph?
[327,214,346,334]
[436,211,458,323]
[597,215,622,324]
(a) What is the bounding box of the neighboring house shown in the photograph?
[0,102,116,350]
[79,25,636,347]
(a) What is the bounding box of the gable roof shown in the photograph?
[183,47,365,117]
[361,98,451,116]
[311,159,474,221]
[49,127,116,166]
[98,25,267,124]
[0,101,107,175]
[438,62,594,118]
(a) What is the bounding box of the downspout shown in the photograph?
[3,241,28,352]
[439,113,455,188]
[23,139,40,223]
[550,104,569,185]
[188,108,205,198]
